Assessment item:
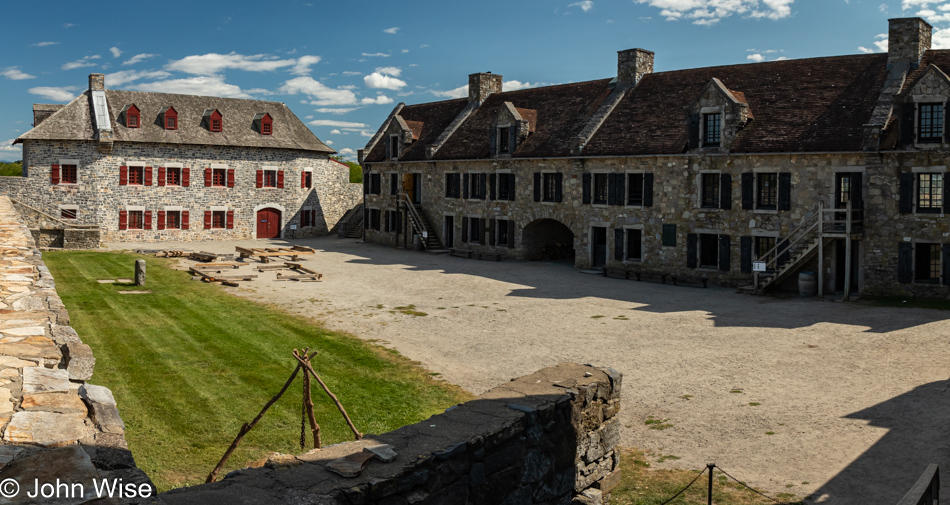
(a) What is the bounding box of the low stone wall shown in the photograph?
[9,198,100,250]
[161,363,621,505]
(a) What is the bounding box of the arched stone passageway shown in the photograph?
[522,218,575,261]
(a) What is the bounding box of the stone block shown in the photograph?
[79,384,117,406]
[595,468,621,494]
[0,342,61,362]
[0,446,100,505]
[65,340,95,381]
[21,391,88,414]
[3,411,90,446]
[22,366,70,393]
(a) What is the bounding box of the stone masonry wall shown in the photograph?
[161,362,621,505]
[0,140,362,243]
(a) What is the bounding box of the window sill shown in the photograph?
[54,183,79,186]
[753,209,779,215]
[699,206,722,212]
[625,204,645,209]
[623,259,643,263]
[914,142,944,148]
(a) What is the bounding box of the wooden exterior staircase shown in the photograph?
[337,203,363,239]
[400,194,448,253]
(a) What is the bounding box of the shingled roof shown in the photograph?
[16,89,333,153]
[364,99,469,162]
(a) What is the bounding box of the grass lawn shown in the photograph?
[43,251,471,492]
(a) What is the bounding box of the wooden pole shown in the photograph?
[301,354,322,449]
[818,200,824,299]
[844,201,852,301]
[292,352,362,440]
[206,362,303,483]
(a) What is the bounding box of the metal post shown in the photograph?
[707,463,715,505]
[844,200,852,301]
[818,200,824,299]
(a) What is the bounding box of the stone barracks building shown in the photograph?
[359,17,950,297]
[3,74,360,243]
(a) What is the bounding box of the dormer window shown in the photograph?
[918,103,943,143]
[125,104,140,128]
[703,113,721,147]
[389,134,400,159]
[203,109,223,132]
[161,107,178,130]
[254,112,273,135]
[490,102,534,157]
[498,126,511,154]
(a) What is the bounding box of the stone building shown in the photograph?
[360,17,950,298]
[3,74,361,244]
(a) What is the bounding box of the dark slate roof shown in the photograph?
[433,79,612,160]
[364,98,468,162]
[585,53,889,155]
[16,89,333,153]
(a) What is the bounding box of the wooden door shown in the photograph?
[256,208,281,238]
[592,227,607,267]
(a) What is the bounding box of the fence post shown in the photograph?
[708,463,715,505]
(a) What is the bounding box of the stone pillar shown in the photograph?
[468,72,503,103]
[134,259,146,286]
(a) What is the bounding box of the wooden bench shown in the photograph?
[189,267,258,283]
[450,249,473,259]
[236,246,315,263]
[277,262,323,281]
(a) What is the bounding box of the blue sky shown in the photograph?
[1,0,946,162]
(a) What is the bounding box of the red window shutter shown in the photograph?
[204,211,212,229]
[119,165,128,186]
[119,210,128,230]
[144,167,153,186]
[182,167,190,186]
[158,167,166,186]
[256,170,263,188]
[157,211,166,230]
[204,168,212,187]
[301,172,306,188]
[182,210,190,229]
[144,211,152,230]
[226,210,234,229]
[227,168,235,188]
[277,170,285,188]
[50,164,61,185]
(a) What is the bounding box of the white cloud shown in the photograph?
[402,49,410,53]
[31,41,58,47]
[569,1,594,12]
[166,52,296,75]
[430,84,468,99]
[329,129,342,134]
[383,27,399,34]
[0,141,21,157]
[342,71,362,76]
[128,76,251,98]
[360,130,373,137]
[361,95,394,105]
[309,120,369,128]
[110,47,122,58]
[105,70,172,86]
[375,66,402,77]
[361,52,391,58]
[316,107,360,114]
[338,148,356,155]
[1,67,35,80]
[503,80,542,91]
[858,46,876,54]
[636,0,794,25]
[245,88,276,96]
[774,56,789,61]
[122,53,159,66]
[279,76,358,106]
[28,86,79,101]
[292,55,322,75]
[747,53,765,62]
[62,55,101,70]
[364,72,407,90]
[325,140,333,145]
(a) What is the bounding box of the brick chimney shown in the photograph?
[617,48,654,86]
[888,18,932,68]
[468,72,502,103]
[89,73,105,91]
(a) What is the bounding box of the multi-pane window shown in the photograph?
[703,113,721,147]
[385,210,399,233]
[757,173,778,209]
[543,173,558,202]
[498,127,511,154]
[917,173,944,213]
[918,103,944,143]
[61,208,77,220]
[304,171,313,189]
[626,229,642,261]
[211,210,226,229]
[468,217,481,243]
[754,236,776,264]
[389,135,399,159]
[128,166,144,185]
[211,118,222,132]
[165,211,181,230]
[128,211,144,230]
[445,173,461,198]
[166,167,181,186]
[368,209,381,231]
[261,122,272,135]
[915,243,941,282]
[701,173,720,208]
[699,234,719,268]
[212,168,226,187]
[263,170,278,188]
[389,173,398,195]
[368,173,381,195]
[627,173,644,206]
[498,173,512,200]
[469,173,486,199]
[166,116,177,130]
[61,165,77,184]
[593,174,608,204]
[496,219,509,246]
[128,113,139,128]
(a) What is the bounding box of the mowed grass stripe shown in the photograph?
[43,251,470,491]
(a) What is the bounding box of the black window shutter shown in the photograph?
[445,175,451,198]
[944,175,950,214]
[899,172,914,214]
[686,233,697,268]
[384,136,391,158]
[778,172,792,211]
[554,173,563,202]
[490,128,497,155]
[643,173,654,207]
[688,113,700,149]
[607,174,618,205]
[363,176,369,195]
[508,174,516,201]
[533,173,541,202]
[489,219,496,246]
[740,236,753,273]
[509,127,517,154]
[614,228,624,261]
[454,174,461,198]
[489,174,497,200]
[615,173,625,204]
[662,224,676,247]
[719,235,731,271]
[507,220,515,249]
[720,173,732,210]
[741,172,754,209]
[898,242,913,283]
[479,174,487,200]
[461,217,469,242]
[478,218,486,244]
[385,211,390,232]
[582,173,592,204]
[900,103,916,146]
[943,244,950,286]
[851,172,863,210]
[463,173,470,199]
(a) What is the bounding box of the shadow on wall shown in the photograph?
[808,379,950,505]
[297,237,949,333]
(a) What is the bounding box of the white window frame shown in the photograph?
[59,205,79,220]
[58,159,80,185]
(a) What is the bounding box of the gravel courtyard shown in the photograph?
[109,236,950,505]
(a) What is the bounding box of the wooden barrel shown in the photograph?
[798,271,817,297]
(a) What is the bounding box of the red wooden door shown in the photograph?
[256,208,281,238]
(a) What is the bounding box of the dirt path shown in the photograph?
[110,237,950,504]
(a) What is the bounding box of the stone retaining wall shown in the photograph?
[9,198,101,249]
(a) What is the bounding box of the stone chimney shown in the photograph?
[617,48,654,86]
[468,72,503,103]
[888,18,932,68]
[89,73,105,91]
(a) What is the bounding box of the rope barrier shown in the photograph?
[716,466,801,505]
[650,463,803,505]
[657,466,708,505]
